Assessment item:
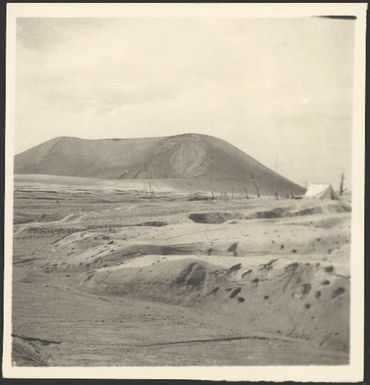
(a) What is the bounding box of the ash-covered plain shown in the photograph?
[12,168,350,366]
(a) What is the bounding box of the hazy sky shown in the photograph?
[15,17,355,187]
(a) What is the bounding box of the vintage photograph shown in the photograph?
[3,3,366,381]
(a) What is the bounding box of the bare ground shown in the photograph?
[12,175,351,366]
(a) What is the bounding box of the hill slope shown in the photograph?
[14,134,304,195]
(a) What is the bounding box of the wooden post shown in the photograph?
[339,173,345,196]
[243,186,249,199]
[250,173,261,198]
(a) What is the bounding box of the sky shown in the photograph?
[15,17,355,188]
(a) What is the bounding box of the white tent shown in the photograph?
[304,183,339,200]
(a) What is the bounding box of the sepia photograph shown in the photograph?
[3,3,366,382]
